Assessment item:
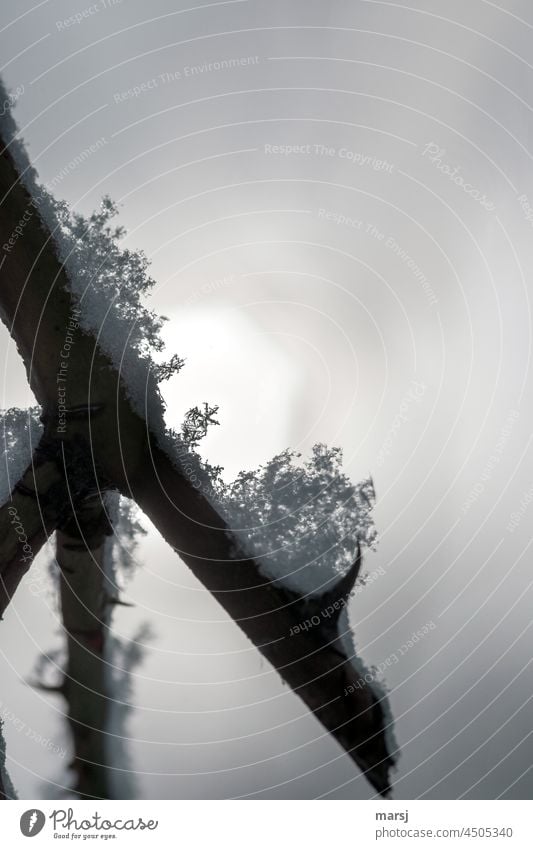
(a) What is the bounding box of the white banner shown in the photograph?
[0,800,530,848]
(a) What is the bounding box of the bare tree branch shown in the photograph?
[133,442,395,795]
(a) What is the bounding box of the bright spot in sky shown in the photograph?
[159,306,300,479]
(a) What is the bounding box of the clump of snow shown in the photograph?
[217,446,377,596]
[0,407,42,507]
[0,78,179,425]
[337,607,398,760]
[164,419,377,595]
[163,412,377,594]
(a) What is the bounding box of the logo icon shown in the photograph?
[20,810,46,837]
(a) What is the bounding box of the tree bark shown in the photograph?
[0,457,64,616]
[0,718,16,799]
[56,497,112,799]
[133,441,394,795]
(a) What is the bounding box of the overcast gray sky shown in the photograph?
[0,0,532,799]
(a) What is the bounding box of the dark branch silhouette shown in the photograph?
[0,104,397,798]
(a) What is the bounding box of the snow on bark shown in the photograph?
[216,446,377,596]
[0,407,42,507]
[0,78,172,426]
[0,718,17,799]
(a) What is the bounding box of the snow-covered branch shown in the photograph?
[0,80,396,796]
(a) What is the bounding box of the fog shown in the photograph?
[0,0,531,798]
